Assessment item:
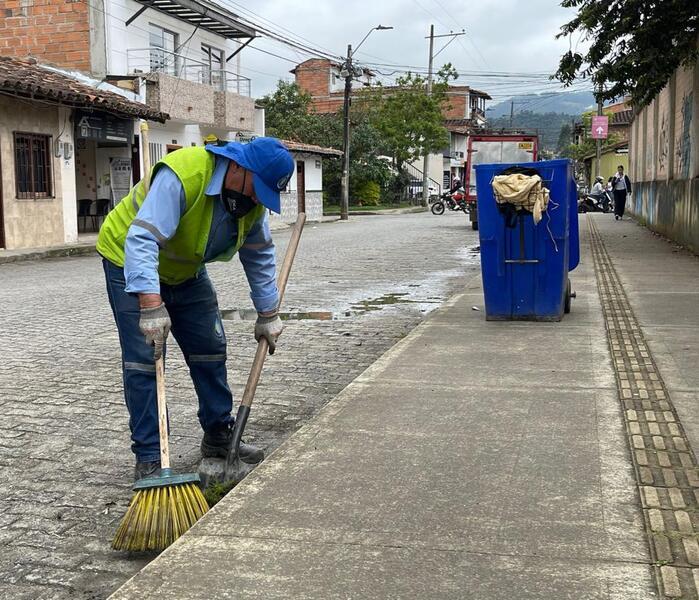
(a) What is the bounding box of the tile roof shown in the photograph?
[582,140,629,161]
[610,109,633,126]
[282,140,343,157]
[0,56,168,122]
[444,118,479,134]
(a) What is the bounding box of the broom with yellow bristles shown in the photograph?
[112,355,209,551]
[112,122,209,552]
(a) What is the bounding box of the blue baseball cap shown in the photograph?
[206,137,294,214]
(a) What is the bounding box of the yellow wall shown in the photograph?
[586,148,629,184]
[0,96,66,249]
[600,150,629,182]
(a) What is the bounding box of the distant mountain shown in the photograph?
[486,111,574,151]
[486,91,596,117]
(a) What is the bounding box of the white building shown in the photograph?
[1,0,263,225]
[274,141,343,223]
[100,0,262,169]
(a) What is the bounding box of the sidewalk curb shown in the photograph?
[0,244,98,265]
[324,207,428,217]
[0,218,339,265]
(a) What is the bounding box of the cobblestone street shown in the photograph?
[0,211,479,599]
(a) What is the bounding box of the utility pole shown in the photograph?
[420,24,435,208]
[339,26,392,220]
[340,43,352,221]
[509,100,514,128]
[420,26,465,206]
[595,82,603,179]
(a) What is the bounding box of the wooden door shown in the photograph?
[296,160,305,214]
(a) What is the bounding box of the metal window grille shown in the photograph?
[14,133,53,200]
[149,142,163,167]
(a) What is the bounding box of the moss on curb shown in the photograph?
[204,480,238,507]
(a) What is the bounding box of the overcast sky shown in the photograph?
[219,0,593,105]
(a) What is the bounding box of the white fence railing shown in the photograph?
[127,48,251,96]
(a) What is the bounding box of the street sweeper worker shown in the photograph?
[97,137,294,482]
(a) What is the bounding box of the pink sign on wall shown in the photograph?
[591,115,609,139]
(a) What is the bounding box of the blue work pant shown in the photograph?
[103,259,233,463]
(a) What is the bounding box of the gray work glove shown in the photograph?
[254,312,283,355]
[139,303,171,360]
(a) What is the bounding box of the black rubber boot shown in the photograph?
[134,460,161,483]
[201,425,264,464]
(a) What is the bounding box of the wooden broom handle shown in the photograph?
[140,123,171,467]
[240,213,306,409]
[155,356,170,469]
[140,122,151,194]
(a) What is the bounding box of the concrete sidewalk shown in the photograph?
[109,215,699,599]
[0,234,99,264]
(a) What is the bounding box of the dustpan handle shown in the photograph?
[230,213,306,453]
[241,212,305,408]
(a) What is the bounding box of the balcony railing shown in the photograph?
[127,48,251,96]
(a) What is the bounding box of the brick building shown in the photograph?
[0,0,92,72]
[292,58,490,125]
[291,58,491,194]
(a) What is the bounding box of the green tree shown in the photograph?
[556,123,573,154]
[364,64,458,168]
[314,110,392,204]
[257,81,323,141]
[258,80,391,205]
[554,0,699,107]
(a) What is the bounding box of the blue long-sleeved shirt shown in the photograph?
[123,155,279,313]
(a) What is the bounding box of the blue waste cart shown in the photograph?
[474,158,579,321]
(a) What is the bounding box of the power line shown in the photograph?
[209,0,342,61]
[427,0,490,70]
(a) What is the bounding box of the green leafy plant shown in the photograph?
[554,0,699,107]
[354,181,381,206]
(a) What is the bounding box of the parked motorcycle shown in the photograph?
[578,191,612,213]
[431,189,468,216]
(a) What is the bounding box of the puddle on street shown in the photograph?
[220,308,336,321]
[220,244,476,322]
[350,292,437,313]
[221,293,444,322]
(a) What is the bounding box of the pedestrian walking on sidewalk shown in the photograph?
[96,137,294,481]
[611,165,632,220]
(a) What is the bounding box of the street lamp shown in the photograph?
[340,25,393,221]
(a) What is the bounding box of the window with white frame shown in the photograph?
[149,24,179,76]
[201,43,225,89]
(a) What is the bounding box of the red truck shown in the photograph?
[463,133,539,230]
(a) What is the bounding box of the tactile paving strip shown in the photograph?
[588,216,699,598]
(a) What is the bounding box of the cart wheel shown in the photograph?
[472,220,479,231]
[564,278,572,314]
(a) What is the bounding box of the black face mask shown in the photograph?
[223,169,256,218]
[223,189,256,219]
